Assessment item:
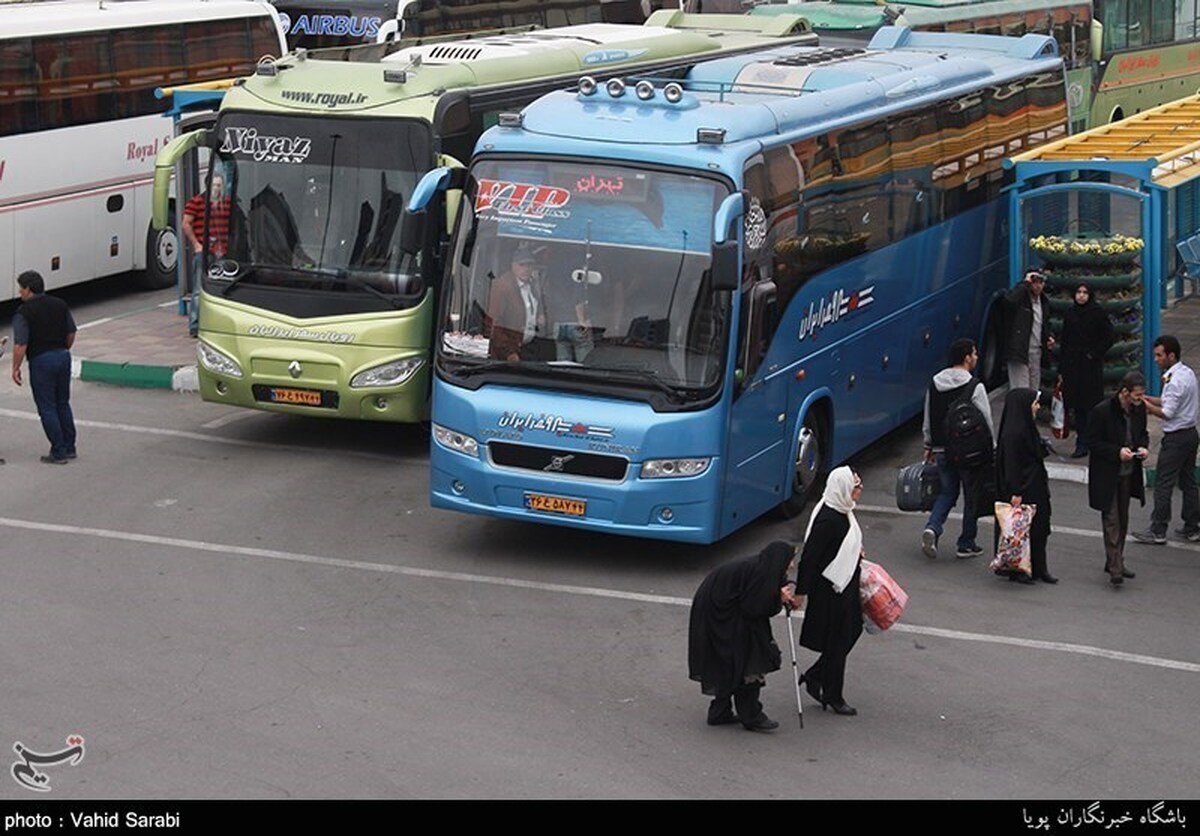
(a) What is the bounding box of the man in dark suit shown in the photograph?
[486,245,547,361]
[1086,372,1149,585]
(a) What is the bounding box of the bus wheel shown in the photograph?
[137,214,178,291]
[774,409,828,519]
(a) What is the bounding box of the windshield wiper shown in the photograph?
[602,365,693,403]
[448,359,550,378]
[524,362,693,404]
[285,266,407,309]
[211,261,280,296]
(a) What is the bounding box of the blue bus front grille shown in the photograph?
[487,442,628,481]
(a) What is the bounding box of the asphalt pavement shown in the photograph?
[0,276,1195,800]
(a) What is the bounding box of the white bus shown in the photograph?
[0,0,285,298]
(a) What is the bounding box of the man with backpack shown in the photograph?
[921,338,995,559]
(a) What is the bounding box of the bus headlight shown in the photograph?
[350,357,424,388]
[640,458,710,479]
[432,423,479,457]
[196,341,243,378]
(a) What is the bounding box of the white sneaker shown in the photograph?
[921,528,938,559]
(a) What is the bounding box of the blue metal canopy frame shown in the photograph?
[1005,158,1163,390]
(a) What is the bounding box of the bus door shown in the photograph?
[725,156,793,523]
[151,104,219,309]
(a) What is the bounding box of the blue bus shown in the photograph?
[411,27,1069,543]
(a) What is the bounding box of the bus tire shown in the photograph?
[138,210,178,291]
[774,407,829,519]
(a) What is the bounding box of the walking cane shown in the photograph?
[784,607,804,729]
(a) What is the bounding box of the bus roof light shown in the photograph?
[255,59,278,77]
[697,128,726,145]
[498,112,524,128]
[635,80,655,101]
[578,76,597,96]
[606,78,626,98]
[383,69,408,84]
[663,83,684,104]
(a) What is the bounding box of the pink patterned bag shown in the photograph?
[859,559,908,632]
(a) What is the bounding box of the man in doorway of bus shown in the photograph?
[921,338,995,559]
[486,244,549,362]
[1087,372,1149,585]
[1133,335,1200,544]
[182,172,231,338]
[1004,270,1055,390]
[10,270,77,464]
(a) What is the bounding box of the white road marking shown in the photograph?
[201,410,259,430]
[76,299,177,330]
[855,503,1190,546]
[0,515,1196,675]
[0,407,409,465]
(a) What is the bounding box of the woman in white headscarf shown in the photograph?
[795,466,864,716]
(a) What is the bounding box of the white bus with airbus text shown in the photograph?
[0,0,285,298]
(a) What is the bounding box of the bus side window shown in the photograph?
[739,154,796,384]
[1176,0,1198,39]
[889,107,939,236]
[112,26,186,119]
[184,19,257,82]
[1151,0,1175,43]
[0,39,37,138]
[33,34,116,131]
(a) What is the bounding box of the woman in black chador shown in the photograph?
[1059,282,1115,457]
[688,541,797,732]
[996,387,1057,584]
[796,466,864,717]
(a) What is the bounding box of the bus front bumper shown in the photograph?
[429,445,723,545]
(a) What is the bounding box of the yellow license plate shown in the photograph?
[524,493,587,517]
[270,387,322,406]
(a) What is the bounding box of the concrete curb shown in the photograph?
[77,359,199,392]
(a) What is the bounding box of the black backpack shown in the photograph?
[943,379,992,470]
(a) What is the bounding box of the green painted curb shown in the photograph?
[80,360,175,390]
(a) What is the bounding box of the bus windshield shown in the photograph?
[440,159,731,406]
[207,112,432,313]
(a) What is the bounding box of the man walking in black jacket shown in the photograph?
[11,270,77,464]
[1087,372,1149,585]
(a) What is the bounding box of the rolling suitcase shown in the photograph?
[896,461,939,512]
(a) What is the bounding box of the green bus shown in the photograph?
[751,0,1200,131]
[152,11,814,423]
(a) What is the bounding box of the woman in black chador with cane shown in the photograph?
[796,466,864,717]
[688,541,797,732]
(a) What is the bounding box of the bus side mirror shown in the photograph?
[151,128,209,230]
[401,166,461,255]
[399,209,427,256]
[711,241,739,291]
[711,191,745,291]
[1091,19,1102,63]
